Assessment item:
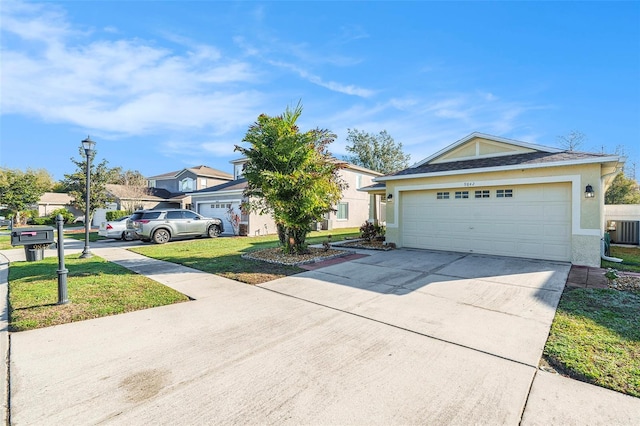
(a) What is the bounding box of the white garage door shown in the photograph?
[401,183,571,261]
[198,201,241,235]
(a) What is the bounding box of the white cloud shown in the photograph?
[0,2,260,138]
[268,60,375,98]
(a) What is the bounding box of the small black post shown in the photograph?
[56,214,69,305]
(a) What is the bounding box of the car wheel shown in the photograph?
[152,229,171,244]
[123,231,134,241]
[208,225,221,238]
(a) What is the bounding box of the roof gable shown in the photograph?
[415,132,561,167]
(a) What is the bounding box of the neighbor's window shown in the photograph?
[356,174,363,189]
[455,191,469,199]
[437,192,450,199]
[475,190,490,198]
[496,189,513,198]
[200,178,207,188]
[180,178,194,192]
[337,202,349,220]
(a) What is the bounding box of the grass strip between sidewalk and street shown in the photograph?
[543,287,640,398]
[129,228,360,285]
[8,254,189,332]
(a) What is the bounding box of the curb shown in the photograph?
[0,252,10,426]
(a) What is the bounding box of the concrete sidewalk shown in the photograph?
[1,246,639,424]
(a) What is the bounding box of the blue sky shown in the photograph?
[1,1,639,181]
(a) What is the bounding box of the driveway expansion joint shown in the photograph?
[258,284,539,370]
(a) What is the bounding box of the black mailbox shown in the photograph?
[11,227,55,247]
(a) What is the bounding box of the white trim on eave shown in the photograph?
[190,189,244,198]
[413,132,562,167]
[377,155,621,182]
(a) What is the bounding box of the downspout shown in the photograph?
[601,238,622,263]
[600,162,624,263]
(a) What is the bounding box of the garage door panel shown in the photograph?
[401,184,571,262]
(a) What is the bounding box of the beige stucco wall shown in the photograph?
[383,162,605,267]
[327,168,378,229]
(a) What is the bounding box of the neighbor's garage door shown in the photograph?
[401,183,571,261]
[198,202,240,235]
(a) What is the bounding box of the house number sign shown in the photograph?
[463,182,476,187]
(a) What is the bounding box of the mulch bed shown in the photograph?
[242,247,354,266]
[338,239,393,251]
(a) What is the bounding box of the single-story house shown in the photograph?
[363,132,624,267]
[190,158,383,235]
[35,192,83,218]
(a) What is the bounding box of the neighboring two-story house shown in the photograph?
[146,165,234,209]
[190,158,383,235]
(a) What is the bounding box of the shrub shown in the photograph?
[49,208,75,224]
[31,217,52,225]
[360,221,385,242]
[106,210,131,221]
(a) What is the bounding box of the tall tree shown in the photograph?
[0,168,53,224]
[62,147,118,221]
[236,104,345,254]
[605,172,640,204]
[344,129,410,174]
[557,130,586,151]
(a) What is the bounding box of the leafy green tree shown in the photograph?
[62,147,118,222]
[0,168,53,224]
[605,172,640,204]
[236,104,345,254]
[344,129,410,174]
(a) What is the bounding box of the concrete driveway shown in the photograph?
[262,249,568,367]
[7,248,640,424]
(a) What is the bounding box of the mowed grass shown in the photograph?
[0,235,10,250]
[602,245,640,273]
[9,254,189,332]
[130,228,360,285]
[544,288,640,397]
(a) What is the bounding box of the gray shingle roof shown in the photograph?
[392,151,611,177]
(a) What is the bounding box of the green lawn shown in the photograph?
[602,245,640,273]
[0,235,10,251]
[544,288,640,398]
[130,228,360,285]
[8,254,189,331]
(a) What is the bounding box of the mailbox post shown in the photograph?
[55,214,69,304]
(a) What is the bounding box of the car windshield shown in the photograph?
[115,216,130,222]
[129,212,144,221]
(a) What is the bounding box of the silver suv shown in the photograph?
[127,209,224,244]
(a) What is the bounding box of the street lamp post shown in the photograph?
[80,136,96,259]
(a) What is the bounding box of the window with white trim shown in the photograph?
[356,174,362,189]
[180,178,194,192]
[496,189,513,198]
[474,190,490,198]
[337,202,349,220]
[455,191,469,199]
[437,192,450,199]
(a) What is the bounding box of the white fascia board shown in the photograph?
[190,189,244,199]
[378,155,621,182]
[413,132,562,168]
